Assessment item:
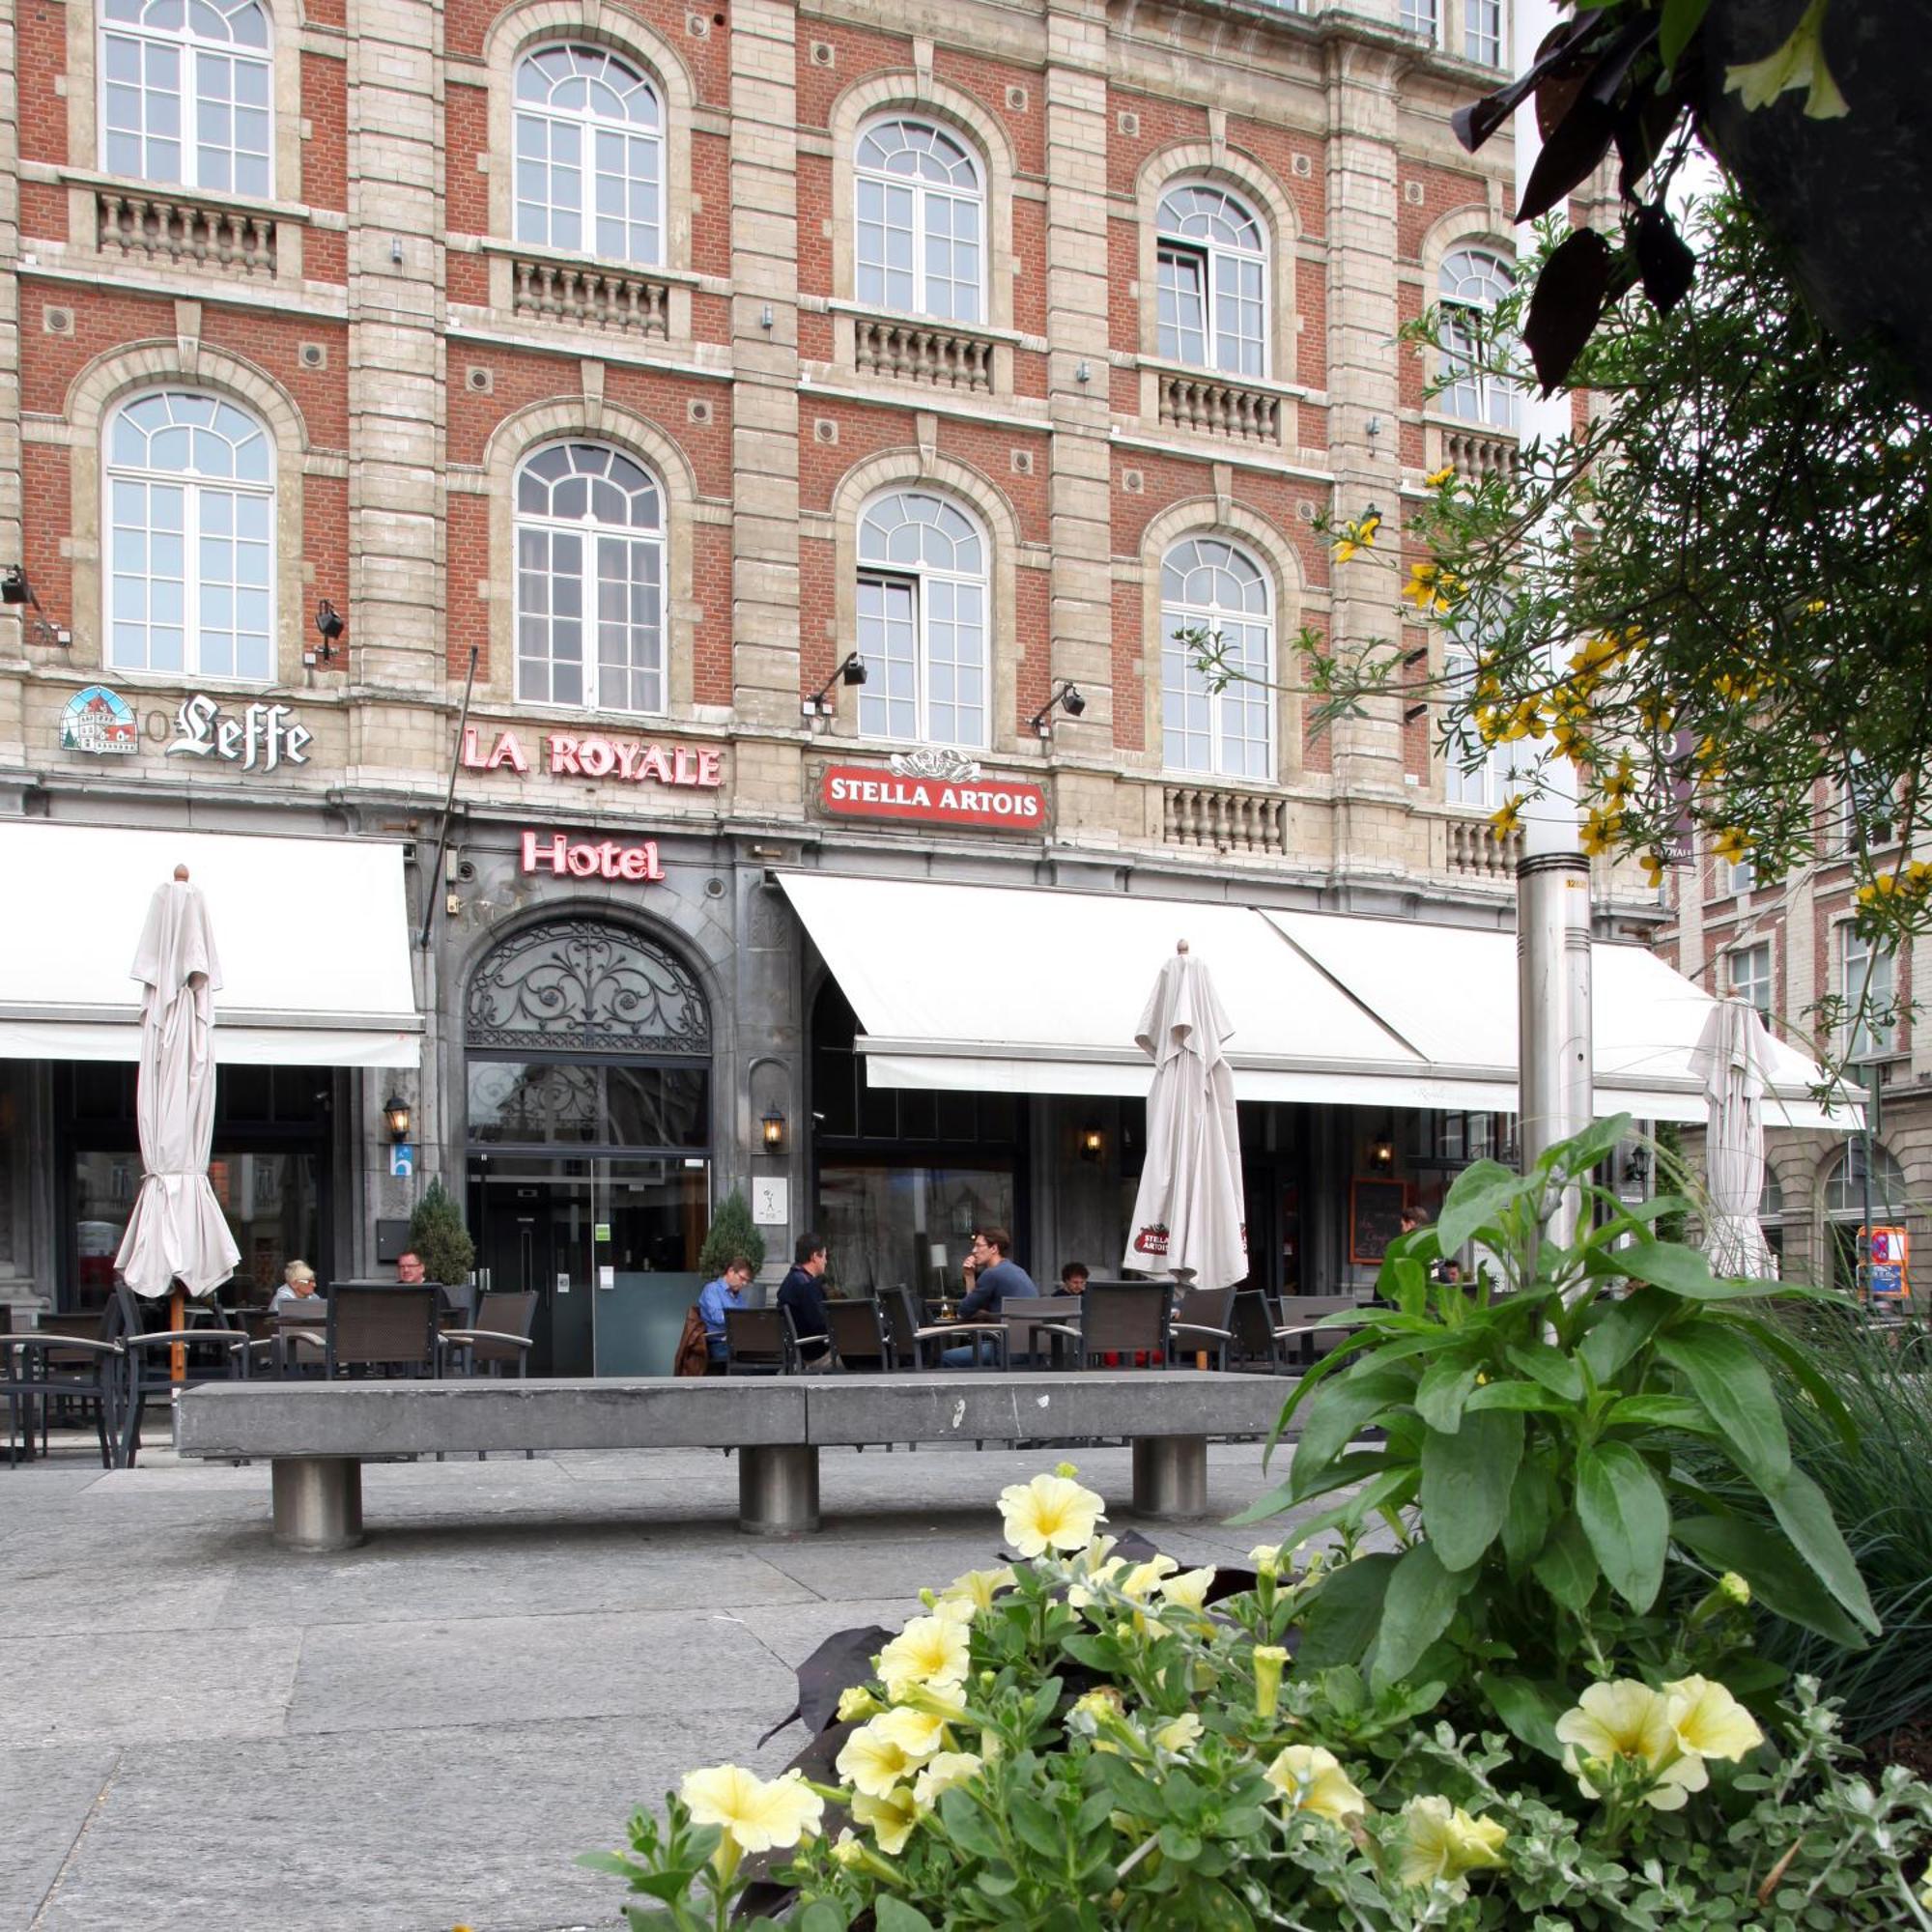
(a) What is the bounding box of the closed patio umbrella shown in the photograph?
[1690,997,1775,1279]
[1122,940,1248,1292]
[115,866,239,1348]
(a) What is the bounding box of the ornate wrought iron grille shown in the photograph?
[465,918,711,1055]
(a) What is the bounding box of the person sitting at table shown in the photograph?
[778,1233,834,1367]
[270,1260,325,1313]
[697,1255,754,1366]
[943,1227,1037,1367]
[1059,1262,1090,1296]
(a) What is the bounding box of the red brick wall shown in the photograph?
[18,1,68,166]
[21,445,72,632]
[19,184,67,247]
[1227,120,1325,242]
[446,82,490,236]
[1398,163,1491,262]
[1106,88,1209,197]
[300,53,349,213]
[447,493,489,676]
[797,23,915,130]
[931,46,1044,176]
[691,129,731,281]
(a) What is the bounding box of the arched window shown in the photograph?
[515,442,665,714]
[106,390,272,681]
[1160,536,1273,779]
[856,491,987,748]
[854,118,983,324]
[514,45,662,264]
[1439,247,1519,428]
[1156,184,1266,378]
[101,0,271,196]
[1825,1141,1905,1217]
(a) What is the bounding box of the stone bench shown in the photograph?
[172,1372,1294,1550]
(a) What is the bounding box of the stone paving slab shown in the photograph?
[0,1746,119,1930]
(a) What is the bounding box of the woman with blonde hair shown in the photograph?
[270,1259,323,1311]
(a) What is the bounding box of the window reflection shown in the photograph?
[817,1161,1016,1298]
[466,1059,708,1149]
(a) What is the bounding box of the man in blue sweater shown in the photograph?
[944,1225,1037,1367]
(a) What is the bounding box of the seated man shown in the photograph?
[1059,1262,1090,1296]
[777,1233,833,1367]
[943,1226,1037,1368]
[697,1255,754,1366]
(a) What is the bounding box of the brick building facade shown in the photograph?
[0,0,1664,1362]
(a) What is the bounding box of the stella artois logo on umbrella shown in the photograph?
[1131,1223,1171,1259]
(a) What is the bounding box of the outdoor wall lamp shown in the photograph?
[384,1094,412,1143]
[1079,1122,1105,1163]
[803,652,867,719]
[1369,1128,1396,1173]
[1028,680,1087,738]
[761,1107,787,1152]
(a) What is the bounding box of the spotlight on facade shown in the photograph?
[310,599,346,666]
[1,567,29,606]
[803,652,867,719]
[1028,681,1087,738]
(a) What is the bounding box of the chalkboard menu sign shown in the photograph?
[1350,1179,1409,1265]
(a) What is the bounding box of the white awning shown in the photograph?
[0,821,422,1067]
[779,872,1855,1130]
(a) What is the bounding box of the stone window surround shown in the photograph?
[56,336,312,688]
[1133,144,1297,395]
[826,71,1018,388]
[818,448,1025,755]
[478,395,707,720]
[1410,206,1519,442]
[64,0,309,280]
[1132,497,1303,786]
[480,1,696,312]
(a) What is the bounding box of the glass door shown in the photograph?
[472,1163,596,1376]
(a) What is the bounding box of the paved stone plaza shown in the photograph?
[0,1436,1308,1932]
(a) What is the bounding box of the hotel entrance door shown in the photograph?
[474,1170,596,1377]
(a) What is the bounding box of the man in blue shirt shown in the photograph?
[944,1226,1037,1367]
[697,1256,754,1365]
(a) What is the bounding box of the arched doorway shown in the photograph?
[1824,1140,1905,1296]
[464,917,712,1374]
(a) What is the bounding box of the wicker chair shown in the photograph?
[724,1306,799,1376]
[1168,1284,1239,1371]
[824,1297,895,1373]
[1033,1281,1172,1371]
[324,1286,440,1379]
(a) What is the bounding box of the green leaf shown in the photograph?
[1438,1161,1539,1256]
[1576,1440,1669,1611]
[1463,1379,1573,1414]
[1382,1253,1431,1318]
[1505,1340,1585,1403]
[1532,1514,1600,1612]
[1577,1287,1673,1381]
[1501,1456,1558,1567]
[1764,1466,1880,1635]
[1477,1671,1567,1760]
[1672,1514,1869,1650]
[1655,1325,1790,1488]
[938,1786,1006,1861]
[1726,1313,1860,1450]
[1371,1541,1463,1691]
[1292,1372,1415,1494]
[1659,0,1712,71]
[1548,1112,1634,1180]
[1242,1466,1417,1543]
[1421,1407,1523,1572]
[1414,1357,1483,1432]
[1614,1240,1773,1300]
[1295,1551,1398,1670]
[803,1904,857,1932]
[1602,1394,1719,1434]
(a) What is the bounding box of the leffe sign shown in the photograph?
[165,693,312,772]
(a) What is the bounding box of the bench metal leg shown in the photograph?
[737,1444,819,1537]
[1132,1435,1207,1519]
[271,1457,365,1552]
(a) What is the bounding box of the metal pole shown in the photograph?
[417,645,480,952]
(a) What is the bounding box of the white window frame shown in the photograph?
[513,441,667,716]
[1401,0,1439,40]
[854,490,989,750]
[513,44,664,266]
[1825,1140,1904,1217]
[1441,637,1516,808]
[853,117,985,326]
[1728,941,1773,1019]
[1840,925,1897,1060]
[1463,0,1504,66]
[1155,181,1268,380]
[104,389,274,685]
[1159,536,1275,781]
[1439,246,1520,430]
[99,0,272,198]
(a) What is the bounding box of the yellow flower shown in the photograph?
[852,1783,922,1855]
[1713,827,1749,866]
[1602,753,1636,802]
[1725,0,1848,119]
[1425,464,1456,489]
[1331,510,1381,564]
[836,1685,883,1723]
[829,1830,866,1869]
[1489,796,1522,841]
[1397,1796,1507,1898]
[1638,695,1676,732]
[1253,1644,1289,1719]
[871,1703,950,1762]
[837,1719,919,1798]
[998,1471,1106,1558]
[876,1614,970,1700]
[1919,1862,1932,1913]
[1640,851,1667,889]
[913,1750,982,1805]
[1266,1745,1368,1827]
[1555,1679,1708,1810]
[935,1565,1017,1613]
[1662,1676,1765,1763]
[1581,806,1622,858]
[679,1765,824,1855]
[1119,1553,1179,1600]
[1155,1566,1217,1619]
[1247,1543,1282,1576]
[1404,561,1460,614]
[1152,1713,1203,1754]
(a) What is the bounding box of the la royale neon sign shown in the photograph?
[464,725,722,789]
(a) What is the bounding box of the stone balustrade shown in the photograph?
[1444,812,1520,880]
[1162,783,1289,856]
[1158,372,1282,445]
[97,189,277,275]
[1440,423,1521,484]
[852,316,995,392]
[510,255,671,336]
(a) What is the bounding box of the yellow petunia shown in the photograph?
[912,1750,983,1805]
[1489,796,1522,841]
[998,1472,1106,1558]
[1662,1676,1765,1763]
[1554,1679,1708,1811]
[935,1565,1018,1614]
[1152,1713,1203,1755]
[875,1613,970,1700]
[1724,0,1848,119]
[836,1719,919,1798]
[680,1765,824,1856]
[836,1685,883,1723]
[869,1703,950,1762]
[851,1783,922,1855]
[1397,1796,1507,1899]
[1253,1643,1289,1719]
[1265,1745,1368,1827]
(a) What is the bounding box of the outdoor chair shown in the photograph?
[1002,1295,1082,1368]
[2,1327,124,1468]
[109,1281,253,1467]
[824,1297,895,1373]
[1229,1290,1291,1373]
[1034,1281,1172,1372]
[1169,1284,1239,1371]
[880,1287,923,1366]
[324,1286,440,1379]
[724,1306,800,1376]
[438,1292,538,1461]
[1274,1294,1371,1372]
